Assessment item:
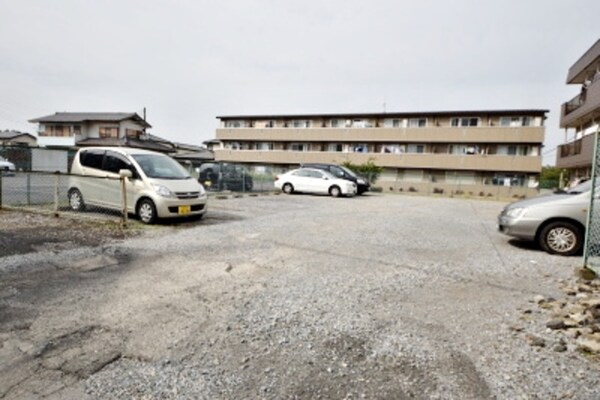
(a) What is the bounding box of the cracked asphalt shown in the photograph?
[1,193,599,399]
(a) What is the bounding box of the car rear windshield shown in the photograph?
[132,154,190,180]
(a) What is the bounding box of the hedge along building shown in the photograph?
[211,109,548,197]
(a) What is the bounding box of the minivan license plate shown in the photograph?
[178,205,191,215]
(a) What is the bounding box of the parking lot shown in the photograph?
[1,193,599,399]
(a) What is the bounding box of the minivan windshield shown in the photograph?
[132,154,190,180]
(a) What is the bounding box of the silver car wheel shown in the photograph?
[546,227,576,253]
[68,189,85,211]
[138,200,156,224]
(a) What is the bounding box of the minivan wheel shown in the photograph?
[539,221,583,256]
[329,185,341,198]
[137,199,157,224]
[282,183,294,194]
[68,189,85,211]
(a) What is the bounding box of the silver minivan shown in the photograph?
[498,181,592,256]
[68,147,207,223]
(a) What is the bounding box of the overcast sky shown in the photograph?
[0,0,598,164]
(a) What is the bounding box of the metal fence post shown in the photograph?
[584,126,600,271]
[0,173,3,209]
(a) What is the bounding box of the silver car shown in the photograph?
[498,181,592,256]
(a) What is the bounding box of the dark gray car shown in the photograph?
[498,181,591,256]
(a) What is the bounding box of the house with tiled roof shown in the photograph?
[28,112,174,152]
[0,130,37,146]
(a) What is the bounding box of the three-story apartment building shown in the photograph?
[557,39,600,179]
[213,109,547,196]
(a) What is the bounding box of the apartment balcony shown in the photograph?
[214,150,541,173]
[37,135,76,147]
[566,39,600,84]
[216,126,544,144]
[556,133,595,169]
[560,77,600,128]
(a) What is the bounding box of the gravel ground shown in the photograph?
[1,193,599,399]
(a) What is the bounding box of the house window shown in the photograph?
[331,119,339,128]
[43,125,70,137]
[451,118,479,127]
[408,118,427,127]
[72,125,81,135]
[99,127,119,138]
[126,129,142,138]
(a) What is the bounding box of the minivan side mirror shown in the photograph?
[119,169,133,178]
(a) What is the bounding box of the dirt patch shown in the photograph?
[0,210,137,257]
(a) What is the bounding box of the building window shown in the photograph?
[392,119,402,128]
[451,117,479,127]
[500,116,531,127]
[254,142,273,150]
[292,120,311,128]
[407,144,425,153]
[99,127,119,138]
[408,118,427,127]
[327,143,343,152]
[331,119,339,128]
[72,125,81,135]
[352,144,368,153]
[225,120,245,128]
[290,143,308,151]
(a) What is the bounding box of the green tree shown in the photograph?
[341,159,383,184]
[539,166,565,189]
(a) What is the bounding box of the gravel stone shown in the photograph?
[1,194,600,399]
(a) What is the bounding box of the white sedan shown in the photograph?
[274,168,357,197]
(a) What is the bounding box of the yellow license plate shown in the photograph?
[178,205,191,215]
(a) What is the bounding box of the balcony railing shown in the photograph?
[560,77,600,128]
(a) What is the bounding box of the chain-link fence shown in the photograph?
[0,168,277,225]
[584,130,600,273]
[0,171,125,222]
[190,162,277,193]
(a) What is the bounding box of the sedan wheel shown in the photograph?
[282,183,294,194]
[540,221,582,256]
